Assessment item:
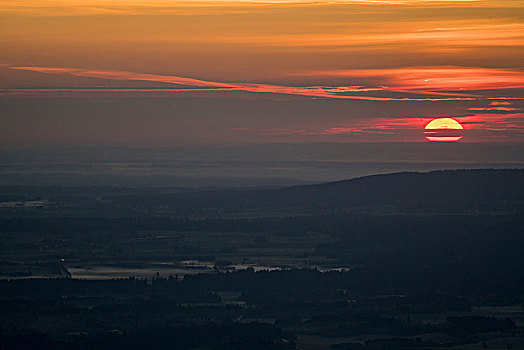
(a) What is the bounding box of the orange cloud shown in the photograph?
[223,22,524,49]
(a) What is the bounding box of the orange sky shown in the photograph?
[1,0,523,144]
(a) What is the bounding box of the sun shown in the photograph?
[424,118,463,142]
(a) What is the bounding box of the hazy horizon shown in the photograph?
[1,142,523,187]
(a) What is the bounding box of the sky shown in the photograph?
[1,0,524,145]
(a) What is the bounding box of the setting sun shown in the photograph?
[424,118,464,142]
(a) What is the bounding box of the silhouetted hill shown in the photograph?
[104,169,524,213]
[270,168,524,210]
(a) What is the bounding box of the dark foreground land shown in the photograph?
[1,169,524,350]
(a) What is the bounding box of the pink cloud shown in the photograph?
[490,101,513,106]
[468,107,522,112]
[458,113,524,131]
[298,66,524,93]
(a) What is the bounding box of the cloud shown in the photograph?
[459,113,524,130]
[468,107,521,112]
[324,112,524,136]
[298,66,524,93]
[11,66,235,88]
[9,65,483,101]
[490,101,513,106]
[1,0,520,17]
[284,126,395,135]
[220,22,524,49]
[373,112,524,139]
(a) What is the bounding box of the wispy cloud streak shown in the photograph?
[9,65,485,101]
[1,1,521,16]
